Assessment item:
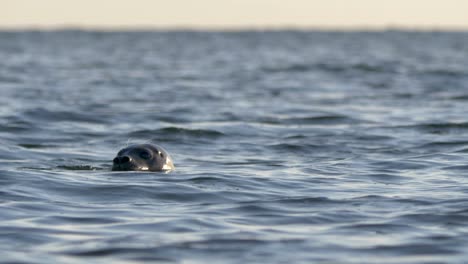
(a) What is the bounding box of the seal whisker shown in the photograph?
[125,138,135,147]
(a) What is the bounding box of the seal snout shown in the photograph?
[112,155,134,171]
[113,156,131,165]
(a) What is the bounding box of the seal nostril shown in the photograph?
[121,156,130,164]
[113,157,120,164]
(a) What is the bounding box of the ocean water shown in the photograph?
[1,30,468,263]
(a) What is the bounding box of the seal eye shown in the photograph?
[139,151,151,160]
[160,152,164,158]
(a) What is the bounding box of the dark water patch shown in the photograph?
[262,61,395,74]
[442,165,468,170]
[410,122,468,135]
[230,213,341,226]
[449,95,468,101]
[34,215,122,225]
[258,114,358,126]
[262,63,314,73]
[63,246,175,260]
[454,147,468,153]
[319,62,396,74]
[415,141,468,153]
[261,197,351,211]
[315,62,348,73]
[0,75,22,84]
[368,160,431,171]
[267,143,327,154]
[420,68,468,77]
[336,223,416,234]
[353,134,395,141]
[129,127,225,140]
[187,175,230,184]
[213,158,286,168]
[18,143,58,149]
[364,243,458,256]
[349,62,397,73]
[62,237,303,263]
[283,134,308,139]
[271,196,339,206]
[158,127,225,137]
[55,165,100,171]
[350,195,436,207]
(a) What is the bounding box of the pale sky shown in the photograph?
[1,0,468,29]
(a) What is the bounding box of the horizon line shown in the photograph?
[1,24,468,32]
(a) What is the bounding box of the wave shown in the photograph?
[257,114,357,125]
[261,61,396,74]
[129,127,225,139]
[391,122,468,135]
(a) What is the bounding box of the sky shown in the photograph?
[1,0,468,30]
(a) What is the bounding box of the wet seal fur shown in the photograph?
[112,143,175,171]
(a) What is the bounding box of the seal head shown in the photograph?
[112,143,174,171]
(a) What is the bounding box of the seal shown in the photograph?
[112,143,175,171]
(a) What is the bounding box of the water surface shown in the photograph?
[1,30,468,263]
